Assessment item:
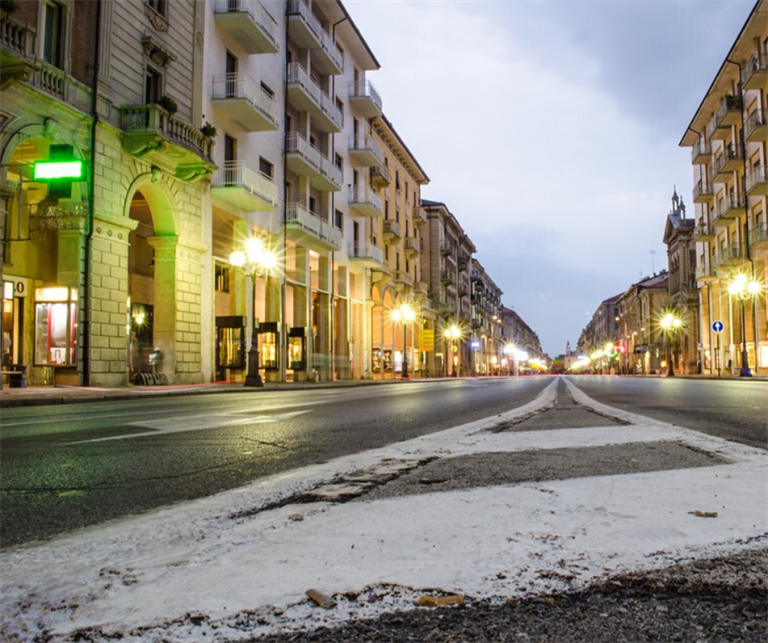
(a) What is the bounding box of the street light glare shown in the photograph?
[245,238,265,263]
[229,250,246,268]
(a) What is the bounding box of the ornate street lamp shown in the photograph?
[391,303,416,379]
[728,274,761,378]
[229,238,276,387]
[660,311,683,377]
[443,324,462,377]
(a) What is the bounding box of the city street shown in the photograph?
[0,376,766,641]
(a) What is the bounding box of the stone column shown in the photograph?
[147,235,178,382]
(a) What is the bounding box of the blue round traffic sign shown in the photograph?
[712,321,723,333]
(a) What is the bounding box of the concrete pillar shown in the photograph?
[147,235,178,382]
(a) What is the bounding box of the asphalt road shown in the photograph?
[0,377,550,548]
[566,375,768,449]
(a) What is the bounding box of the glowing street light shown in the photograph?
[660,310,683,377]
[443,324,462,377]
[229,237,277,387]
[391,303,416,379]
[728,273,761,377]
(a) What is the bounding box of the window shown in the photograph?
[261,82,275,98]
[43,0,64,69]
[335,209,343,228]
[147,0,167,17]
[34,287,77,366]
[259,157,274,178]
[309,195,317,214]
[145,68,161,104]
[215,264,230,293]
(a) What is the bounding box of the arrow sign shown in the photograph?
[712,321,724,333]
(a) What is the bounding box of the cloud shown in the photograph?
[345,0,747,354]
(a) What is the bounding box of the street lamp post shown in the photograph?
[728,274,761,378]
[444,324,461,377]
[660,311,682,377]
[229,238,276,387]
[392,304,416,379]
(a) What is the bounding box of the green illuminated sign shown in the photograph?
[33,160,84,181]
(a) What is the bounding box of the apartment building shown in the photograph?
[499,306,542,371]
[469,258,503,375]
[680,0,767,375]
[420,199,476,376]
[662,189,700,374]
[614,273,669,375]
[1,0,215,387]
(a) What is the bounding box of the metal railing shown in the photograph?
[212,73,279,126]
[690,140,711,164]
[746,166,767,194]
[212,161,277,205]
[745,108,767,139]
[749,223,767,247]
[349,79,382,112]
[742,52,768,85]
[711,143,742,176]
[213,0,279,50]
[693,177,713,201]
[349,134,384,164]
[287,0,343,71]
[348,186,382,212]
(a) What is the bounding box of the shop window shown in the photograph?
[34,287,77,366]
[215,264,230,293]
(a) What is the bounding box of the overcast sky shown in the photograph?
[343,0,754,356]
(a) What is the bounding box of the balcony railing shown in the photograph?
[693,177,713,203]
[712,194,747,224]
[711,143,742,181]
[440,270,454,284]
[1,13,36,61]
[745,108,767,143]
[440,241,454,256]
[285,132,341,191]
[690,140,712,165]
[119,104,215,180]
[348,242,384,266]
[212,73,279,130]
[746,166,768,196]
[382,219,402,241]
[404,237,420,257]
[695,264,716,281]
[213,0,279,54]
[348,134,384,166]
[287,0,343,75]
[693,221,715,240]
[348,186,382,217]
[348,79,383,117]
[712,243,746,271]
[370,165,391,189]
[286,201,342,250]
[212,161,276,211]
[749,223,768,248]
[412,204,427,226]
[286,63,342,132]
[711,94,742,136]
[742,52,768,90]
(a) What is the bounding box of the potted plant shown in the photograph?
[157,94,178,115]
[725,94,741,110]
[200,121,217,138]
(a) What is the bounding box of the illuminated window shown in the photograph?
[34,288,77,366]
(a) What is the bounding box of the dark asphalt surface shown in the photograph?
[0,377,551,548]
[566,375,768,449]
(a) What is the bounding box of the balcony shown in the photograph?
[370,165,391,189]
[349,134,384,167]
[286,132,341,192]
[710,95,742,140]
[286,63,342,133]
[692,221,716,241]
[711,144,742,183]
[742,53,768,90]
[712,244,748,273]
[690,140,712,165]
[286,202,342,251]
[414,280,429,297]
[746,166,768,196]
[119,105,215,182]
[382,219,402,243]
[749,223,768,250]
[395,270,414,291]
[693,177,714,204]
[287,0,343,76]
[349,80,382,118]
[348,242,384,269]
[211,161,276,211]
[348,186,382,218]
[440,241,454,256]
[695,264,717,283]
[412,204,428,226]
[0,14,38,88]
[712,195,746,225]
[212,74,279,131]
[213,0,279,54]
[404,237,420,258]
[440,270,454,285]
[745,108,767,144]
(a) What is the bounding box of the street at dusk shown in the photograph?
[2,0,768,640]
